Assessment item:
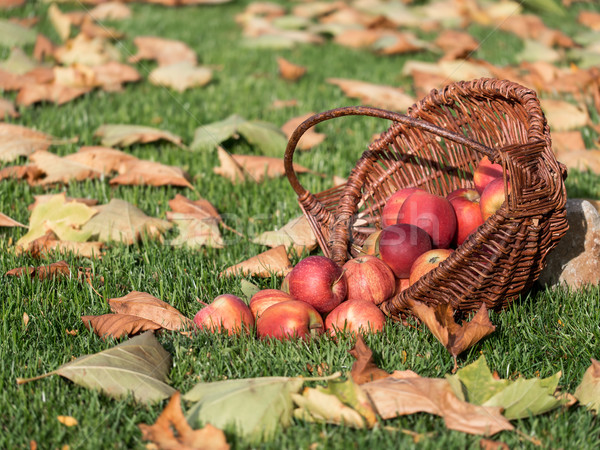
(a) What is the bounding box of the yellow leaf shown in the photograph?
[57,415,78,427]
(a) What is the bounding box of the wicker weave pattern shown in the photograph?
[284,78,568,316]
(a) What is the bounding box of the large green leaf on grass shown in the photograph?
[574,358,600,413]
[191,114,288,157]
[183,376,304,443]
[17,332,175,404]
[0,19,36,48]
[447,356,567,420]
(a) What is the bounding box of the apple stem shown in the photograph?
[332,269,346,287]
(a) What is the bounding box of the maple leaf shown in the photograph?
[574,358,600,413]
[82,314,163,340]
[16,193,97,249]
[220,245,292,278]
[409,302,495,371]
[327,78,415,111]
[63,146,137,175]
[140,392,229,450]
[0,123,57,162]
[81,198,171,245]
[0,211,25,227]
[28,150,102,185]
[349,334,394,385]
[148,61,213,92]
[277,57,306,81]
[5,260,71,280]
[16,231,104,259]
[252,215,317,256]
[54,33,121,67]
[0,97,18,119]
[94,124,184,148]
[280,113,326,151]
[110,159,193,189]
[129,36,197,67]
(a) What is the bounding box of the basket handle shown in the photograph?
[284,105,496,198]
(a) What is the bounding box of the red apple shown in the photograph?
[394,278,410,295]
[409,248,454,285]
[381,187,424,228]
[249,289,293,320]
[379,223,433,278]
[193,294,254,335]
[447,188,484,246]
[480,177,508,221]
[256,300,324,340]
[342,255,396,305]
[397,190,457,249]
[325,299,386,335]
[288,255,347,314]
[473,156,503,194]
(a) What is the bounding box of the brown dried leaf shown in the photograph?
[29,193,98,210]
[252,215,317,255]
[220,245,292,278]
[64,146,137,175]
[277,57,306,81]
[434,30,478,61]
[0,67,53,91]
[168,212,225,249]
[0,0,25,8]
[110,159,193,189]
[213,147,312,183]
[558,149,600,175]
[94,124,184,148]
[361,374,513,436]
[281,113,326,151]
[88,2,132,21]
[480,438,510,450]
[168,194,220,221]
[17,231,103,259]
[334,29,383,49]
[28,150,101,185]
[139,392,229,450]
[551,131,586,157]
[81,17,124,40]
[0,211,25,227]
[81,198,172,245]
[410,302,495,362]
[540,99,589,132]
[0,123,55,162]
[82,313,162,339]
[92,62,141,91]
[54,34,121,67]
[0,97,18,120]
[499,14,574,48]
[16,83,91,107]
[48,4,71,42]
[349,334,393,385]
[129,36,197,67]
[109,291,196,332]
[6,260,71,280]
[149,61,212,92]
[579,11,600,30]
[327,78,415,111]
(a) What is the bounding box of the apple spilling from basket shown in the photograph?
[193,157,507,340]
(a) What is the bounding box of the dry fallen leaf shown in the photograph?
[110,159,193,189]
[109,291,196,332]
[129,36,197,66]
[5,260,72,280]
[434,29,478,61]
[281,113,326,151]
[559,149,600,175]
[480,438,509,450]
[220,245,292,278]
[0,211,25,227]
[277,57,306,81]
[57,416,78,427]
[88,2,132,21]
[349,334,394,385]
[327,78,415,111]
[139,392,229,450]
[149,61,212,92]
[28,150,102,185]
[64,146,137,175]
[252,215,317,255]
[0,123,56,162]
[17,231,104,259]
[0,97,18,120]
[16,82,92,107]
[410,302,496,371]
[82,313,163,339]
[94,124,184,148]
[541,98,590,132]
[48,4,71,42]
[213,147,312,183]
[54,33,121,67]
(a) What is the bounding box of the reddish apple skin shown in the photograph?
[342,255,396,305]
[409,248,454,286]
[256,300,324,340]
[473,156,503,194]
[381,187,424,228]
[394,278,410,295]
[397,191,457,249]
[447,189,484,246]
[379,224,433,278]
[193,294,254,335]
[325,299,386,335]
[288,255,347,314]
[249,289,293,320]
[480,177,507,221]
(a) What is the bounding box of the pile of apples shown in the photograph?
[193,156,505,341]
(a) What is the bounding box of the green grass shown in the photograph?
[1,0,600,448]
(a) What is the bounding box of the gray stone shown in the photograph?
[538,199,600,289]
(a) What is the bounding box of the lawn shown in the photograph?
[1,0,600,448]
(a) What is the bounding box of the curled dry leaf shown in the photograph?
[82,313,163,340]
[277,57,306,81]
[94,124,184,148]
[0,97,18,120]
[149,61,212,92]
[574,358,600,413]
[220,245,292,278]
[63,146,137,175]
[28,150,102,185]
[139,392,229,450]
[0,211,25,227]
[292,386,368,429]
[110,159,193,189]
[168,212,225,249]
[109,291,196,332]
[410,301,495,369]
[0,123,56,162]
[16,82,91,107]
[17,231,104,259]
[349,334,394,385]
[6,260,71,280]
[129,36,197,67]
[252,215,317,256]
[327,78,415,111]
[213,147,312,183]
[281,113,326,151]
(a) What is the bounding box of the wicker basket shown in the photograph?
[284,78,568,318]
